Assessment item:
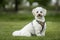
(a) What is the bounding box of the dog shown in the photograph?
[12,7,47,37]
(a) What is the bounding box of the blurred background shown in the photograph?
[0,0,60,40]
[0,0,60,20]
[0,0,60,21]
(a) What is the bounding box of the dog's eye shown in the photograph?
[36,11,38,13]
[40,11,42,13]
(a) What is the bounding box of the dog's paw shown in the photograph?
[36,34,45,36]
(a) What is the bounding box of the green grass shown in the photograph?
[0,13,60,40]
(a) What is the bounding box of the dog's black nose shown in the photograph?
[38,14,42,17]
[38,14,41,16]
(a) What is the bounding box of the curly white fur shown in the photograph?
[12,7,47,37]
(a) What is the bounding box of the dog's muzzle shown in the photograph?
[37,14,42,17]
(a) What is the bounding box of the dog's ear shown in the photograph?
[32,8,35,16]
[43,8,47,16]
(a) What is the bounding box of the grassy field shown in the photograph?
[0,12,60,40]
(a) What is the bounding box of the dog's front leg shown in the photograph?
[40,25,46,36]
[35,30,42,36]
[35,27,46,36]
[40,30,46,36]
[35,30,46,36]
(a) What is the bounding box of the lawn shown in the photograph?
[0,12,60,40]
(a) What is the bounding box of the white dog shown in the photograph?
[12,7,47,37]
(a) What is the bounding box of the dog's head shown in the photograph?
[32,7,47,18]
